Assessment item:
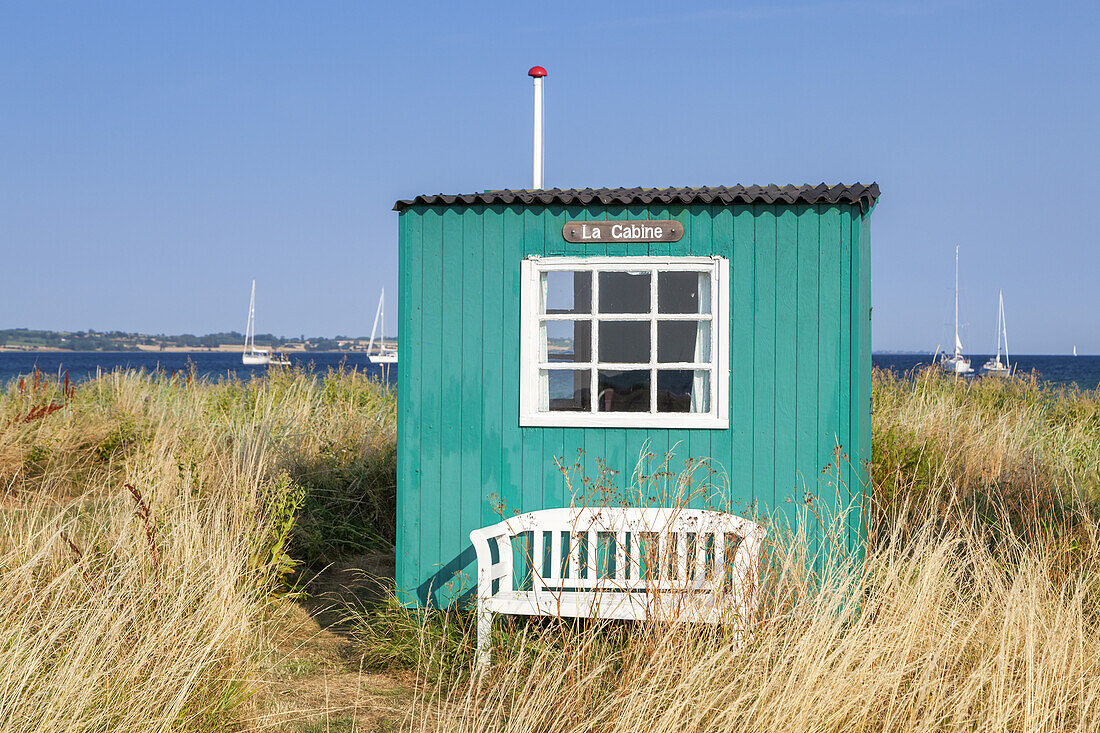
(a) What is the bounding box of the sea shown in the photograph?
[871,354,1100,391]
[0,351,392,386]
[0,352,1097,391]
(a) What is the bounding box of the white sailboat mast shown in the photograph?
[954,245,960,358]
[380,288,386,351]
[246,279,257,351]
[993,290,1002,361]
[999,290,1009,366]
[367,289,383,355]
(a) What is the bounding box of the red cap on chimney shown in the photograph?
[528,66,548,78]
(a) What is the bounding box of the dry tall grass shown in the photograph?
[5,363,1100,731]
[408,509,1100,731]
[0,366,395,732]
[872,367,1100,509]
[405,369,1100,732]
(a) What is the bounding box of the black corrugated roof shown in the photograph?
[393,183,880,212]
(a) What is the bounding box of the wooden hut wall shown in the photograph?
[397,202,871,606]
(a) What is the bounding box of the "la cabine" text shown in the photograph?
[562,220,683,244]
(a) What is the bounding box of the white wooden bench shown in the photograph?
[469,507,766,665]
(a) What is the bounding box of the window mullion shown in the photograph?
[590,267,599,413]
[650,267,658,414]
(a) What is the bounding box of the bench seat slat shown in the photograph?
[673,530,682,581]
[568,532,580,582]
[549,530,560,582]
[615,530,626,582]
[587,528,597,581]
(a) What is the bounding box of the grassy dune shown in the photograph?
[1,366,1099,731]
[0,367,396,732]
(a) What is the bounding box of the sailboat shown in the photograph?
[982,290,1012,375]
[242,280,289,366]
[367,289,398,365]
[1073,345,1078,357]
[940,245,973,374]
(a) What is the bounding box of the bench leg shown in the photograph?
[475,601,492,667]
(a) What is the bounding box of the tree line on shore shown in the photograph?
[0,328,386,352]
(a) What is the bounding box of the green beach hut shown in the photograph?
[393,185,879,606]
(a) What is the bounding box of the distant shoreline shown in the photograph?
[0,329,395,354]
[0,347,374,355]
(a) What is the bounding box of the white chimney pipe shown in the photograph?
[528,66,547,189]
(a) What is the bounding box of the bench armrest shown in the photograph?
[469,527,513,599]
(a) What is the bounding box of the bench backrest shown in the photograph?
[470,507,765,596]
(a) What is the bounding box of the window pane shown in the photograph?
[543,271,591,315]
[656,370,710,413]
[598,321,650,363]
[542,369,591,412]
[658,271,710,314]
[657,320,710,363]
[598,271,650,313]
[597,370,650,412]
[543,320,592,363]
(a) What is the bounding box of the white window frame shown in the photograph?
[519,255,730,429]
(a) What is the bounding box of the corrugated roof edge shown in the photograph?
[392,183,880,212]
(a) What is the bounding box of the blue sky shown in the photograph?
[1,1,1097,353]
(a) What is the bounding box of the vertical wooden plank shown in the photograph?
[561,205,589,258]
[405,209,426,603]
[396,209,404,594]
[604,429,629,500]
[437,207,464,603]
[711,205,735,513]
[395,211,405,595]
[818,205,842,533]
[667,203,690,257]
[481,206,505,531]
[860,211,873,474]
[838,206,853,527]
[752,205,777,516]
[852,207,872,558]
[775,206,798,510]
[397,209,422,603]
[686,205,713,508]
[501,206,526,518]
[731,206,756,513]
[860,210,873,553]
[621,204,648,258]
[419,207,444,605]
[795,204,820,557]
[460,208,484,595]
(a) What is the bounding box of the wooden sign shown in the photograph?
[562,220,683,243]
